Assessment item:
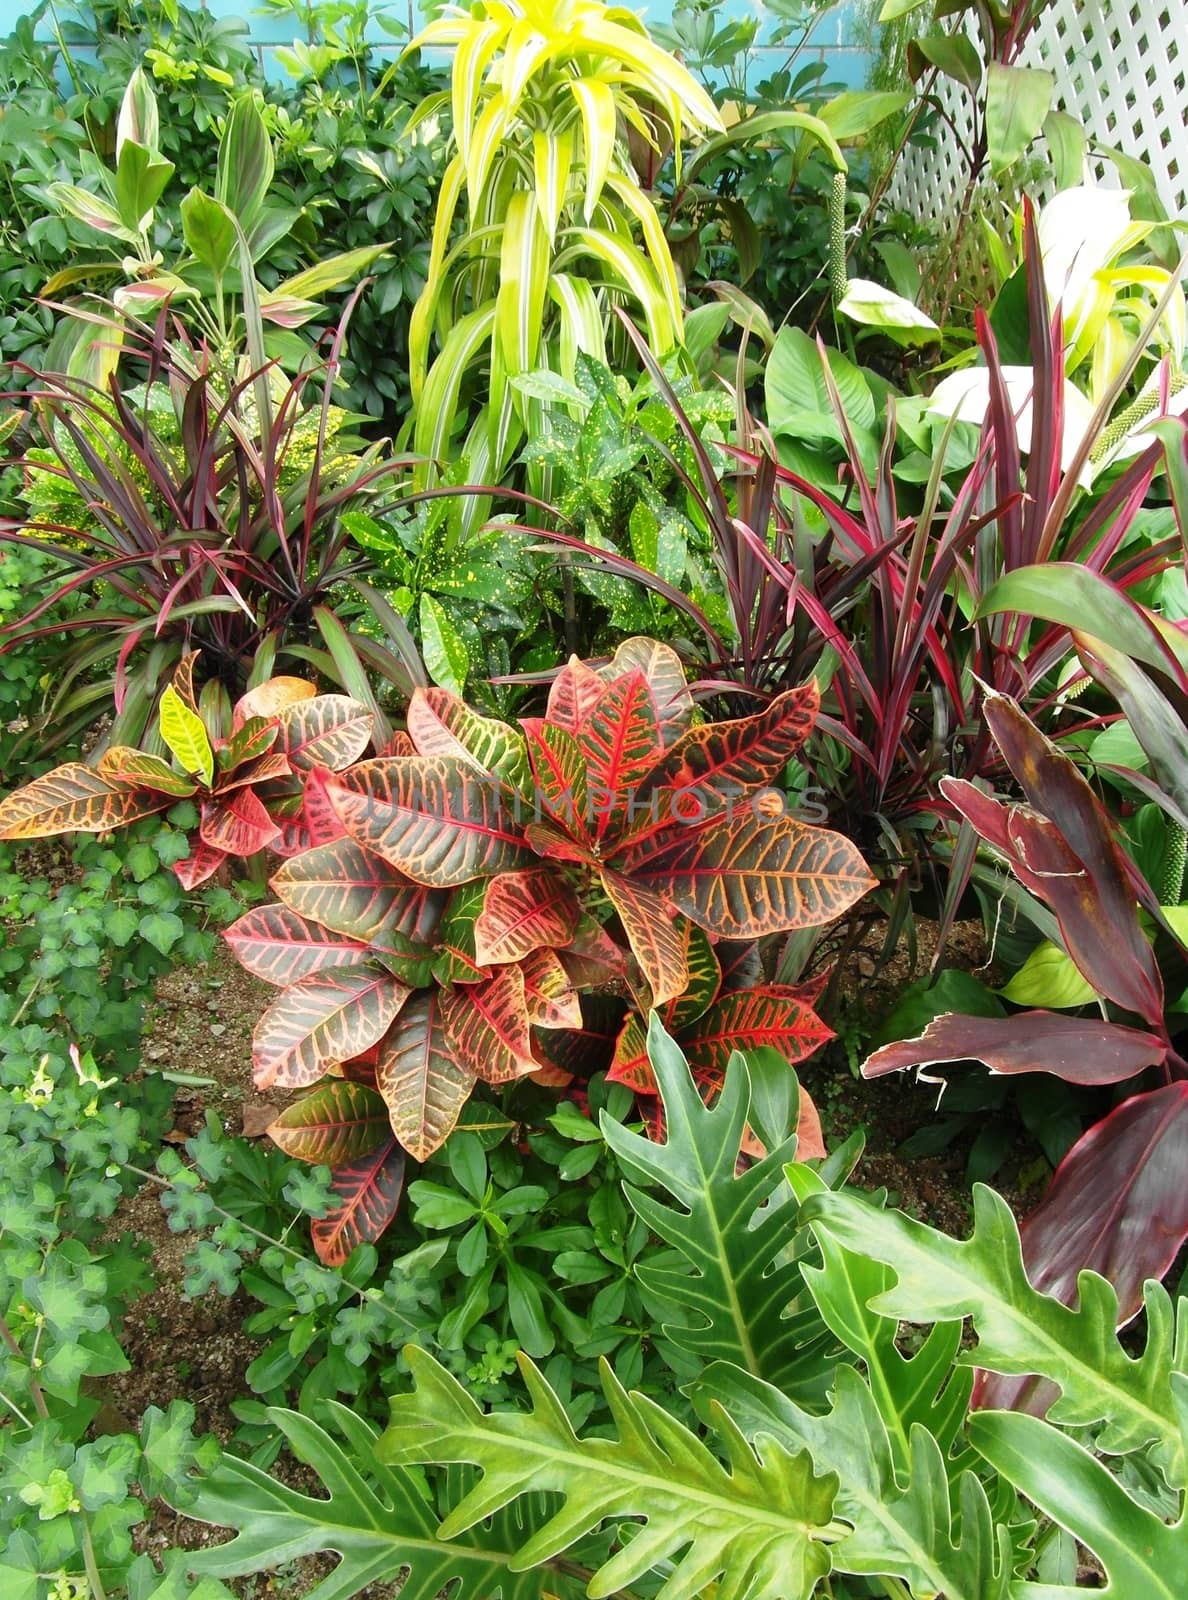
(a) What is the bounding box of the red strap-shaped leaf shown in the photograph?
[225,904,372,986]
[328,756,534,886]
[311,1137,406,1266]
[267,1079,390,1166]
[253,966,410,1090]
[863,1010,1167,1085]
[376,992,477,1161]
[473,868,581,966]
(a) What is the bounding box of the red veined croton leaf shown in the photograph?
[636,681,820,812]
[0,764,172,839]
[522,721,590,839]
[976,1081,1188,1416]
[224,904,372,986]
[233,676,317,729]
[607,1012,653,1094]
[597,638,694,746]
[267,1078,391,1166]
[276,694,374,773]
[626,809,876,939]
[216,717,280,775]
[716,939,765,991]
[439,964,538,1084]
[520,947,582,1029]
[327,756,534,887]
[96,748,197,797]
[863,1010,1168,1084]
[682,986,835,1074]
[173,839,228,890]
[252,966,410,1090]
[473,868,581,967]
[598,868,690,1009]
[546,655,606,733]
[524,819,593,864]
[559,914,629,991]
[198,788,282,856]
[215,751,292,796]
[664,924,721,1030]
[431,881,486,986]
[578,670,664,840]
[406,686,533,790]
[271,838,445,944]
[301,765,349,847]
[311,1137,406,1266]
[943,779,1164,1024]
[375,992,476,1161]
[171,650,201,714]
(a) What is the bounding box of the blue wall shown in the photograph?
[0,0,874,95]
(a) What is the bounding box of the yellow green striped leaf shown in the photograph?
[451,20,504,171]
[604,172,683,327]
[533,126,574,247]
[413,304,497,485]
[159,683,214,786]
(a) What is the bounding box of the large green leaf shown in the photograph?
[986,63,1054,176]
[796,1180,1188,1487]
[215,93,274,229]
[378,1348,837,1600]
[696,1364,1010,1600]
[600,1018,843,1400]
[970,1391,1188,1598]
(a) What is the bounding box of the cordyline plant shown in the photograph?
[0,296,423,760]
[862,682,1188,1382]
[0,652,376,888]
[220,638,873,1262]
[532,214,1182,928]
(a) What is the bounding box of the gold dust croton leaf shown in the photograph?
[327,756,535,887]
[253,966,411,1090]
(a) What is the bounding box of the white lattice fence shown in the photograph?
[887,0,1188,305]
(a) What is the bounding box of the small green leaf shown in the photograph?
[1001,941,1099,1007]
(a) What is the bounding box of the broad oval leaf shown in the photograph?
[638,682,820,808]
[328,757,535,887]
[225,904,371,986]
[406,685,532,791]
[545,655,606,733]
[628,812,876,939]
[473,868,581,966]
[198,789,281,857]
[599,868,690,1009]
[277,694,374,773]
[253,967,410,1090]
[234,677,318,727]
[376,993,476,1161]
[0,764,170,839]
[267,1079,390,1166]
[272,839,446,943]
[160,683,214,786]
[1000,941,1099,1007]
[96,747,197,797]
[519,947,582,1029]
[311,1137,406,1266]
[439,965,538,1084]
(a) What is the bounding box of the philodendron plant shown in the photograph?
[0,638,873,1261]
[178,1022,1188,1599]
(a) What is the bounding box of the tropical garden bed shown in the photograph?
[1,0,1187,1596]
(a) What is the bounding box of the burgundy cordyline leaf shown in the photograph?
[863,1012,1167,1086]
[976,1082,1188,1413]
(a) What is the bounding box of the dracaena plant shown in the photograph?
[402,0,723,484]
[219,637,873,1261]
[178,1024,1188,1600]
[0,652,377,889]
[1,304,423,758]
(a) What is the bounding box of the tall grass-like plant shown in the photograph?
[402,0,723,483]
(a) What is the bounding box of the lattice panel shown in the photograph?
[887,0,1188,303]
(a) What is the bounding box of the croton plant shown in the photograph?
[0,639,874,1263]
